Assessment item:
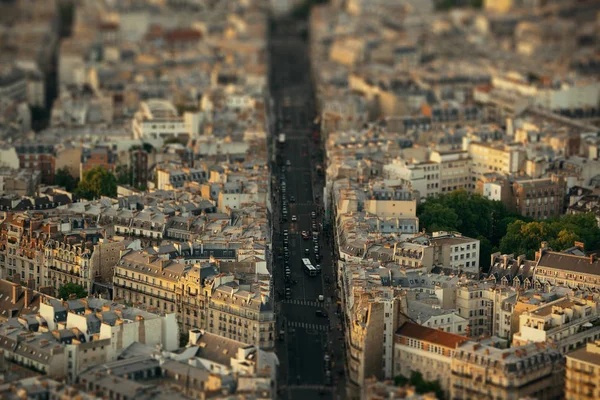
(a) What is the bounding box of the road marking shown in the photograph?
[279,385,334,392]
[281,300,320,307]
[287,321,328,331]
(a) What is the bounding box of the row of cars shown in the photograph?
[280,169,297,223]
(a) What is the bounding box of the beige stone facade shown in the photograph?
[565,340,600,400]
[450,342,564,400]
[113,249,275,349]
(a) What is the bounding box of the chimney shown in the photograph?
[24,288,33,308]
[11,284,21,304]
[575,241,585,250]
[26,278,35,291]
[160,259,169,271]
[590,254,596,264]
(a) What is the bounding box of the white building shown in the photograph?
[132,99,202,147]
[430,150,472,193]
[383,159,440,201]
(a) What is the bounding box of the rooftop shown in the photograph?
[396,321,468,349]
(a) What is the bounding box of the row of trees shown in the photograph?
[417,190,600,270]
[55,163,146,200]
[394,372,444,399]
[55,166,118,199]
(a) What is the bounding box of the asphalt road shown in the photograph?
[269,19,346,400]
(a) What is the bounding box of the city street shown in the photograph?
[269,18,346,400]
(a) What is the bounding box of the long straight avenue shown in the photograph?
[268,17,346,400]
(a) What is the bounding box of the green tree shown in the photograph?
[417,190,517,270]
[164,137,183,145]
[418,202,460,233]
[76,166,117,199]
[394,372,444,399]
[54,167,77,192]
[58,283,87,300]
[142,142,154,153]
[499,213,600,259]
[115,164,132,185]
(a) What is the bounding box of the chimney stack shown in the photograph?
[11,284,21,305]
[24,288,33,308]
[590,254,595,264]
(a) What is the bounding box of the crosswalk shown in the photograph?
[282,299,321,307]
[280,385,333,392]
[287,320,329,331]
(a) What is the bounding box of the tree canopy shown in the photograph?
[499,213,600,259]
[417,190,518,269]
[115,164,132,186]
[76,166,117,199]
[418,190,600,269]
[54,167,77,192]
[394,372,444,399]
[58,283,87,300]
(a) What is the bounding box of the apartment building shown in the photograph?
[394,321,469,394]
[430,232,480,274]
[407,299,468,335]
[130,148,149,188]
[156,166,206,190]
[113,249,210,332]
[0,295,178,380]
[0,168,40,196]
[45,232,123,293]
[132,100,192,146]
[477,173,513,207]
[533,243,600,291]
[39,296,178,379]
[512,175,566,219]
[15,144,56,185]
[565,340,600,400]
[429,150,471,193]
[362,183,417,218]
[1,214,55,287]
[113,249,275,349]
[383,160,440,200]
[467,142,526,183]
[456,283,494,338]
[392,232,480,274]
[346,288,407,386]
[79,146,117,179]
[450,342,564,400]
[513,296,600,354]
[205,274,275,350]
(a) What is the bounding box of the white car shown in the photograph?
[292,215,297,221]
[318,295,324,302]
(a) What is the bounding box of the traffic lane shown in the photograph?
[280,303,330,322]
[288,328,327,385]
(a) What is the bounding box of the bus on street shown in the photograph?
[302,258,317,276]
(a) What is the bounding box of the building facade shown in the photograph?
[394,321,468,394]
[450,342,564,400]
[565,340,600,400]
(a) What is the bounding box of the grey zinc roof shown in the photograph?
[538,251,600,276]
[193,330,250,366]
